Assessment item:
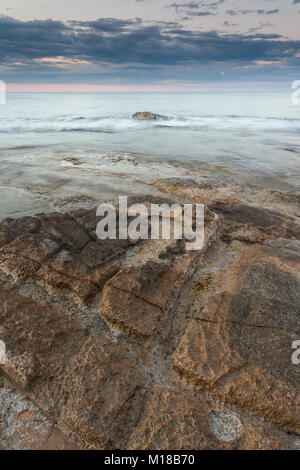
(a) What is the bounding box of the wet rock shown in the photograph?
[151,178,241,206]
[269,190,300,207]
[37,212,90,251]
[211,202,300,242]
[132,112,161,121]
[0,217,40,249]
[0,208,135,304]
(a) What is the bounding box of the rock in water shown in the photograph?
[132,111,160,121]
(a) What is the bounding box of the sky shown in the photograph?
[0,0,300,91]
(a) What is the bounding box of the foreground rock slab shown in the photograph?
[0,190,299,449]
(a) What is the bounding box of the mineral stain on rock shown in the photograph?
[209,411,242,443]
[0,181,299,450]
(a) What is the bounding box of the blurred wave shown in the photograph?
[1,114,300,133]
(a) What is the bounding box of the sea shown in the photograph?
[0,91,300,189]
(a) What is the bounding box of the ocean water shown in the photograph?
[0,91,300,187]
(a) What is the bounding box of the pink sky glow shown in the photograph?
[6,82,286,93]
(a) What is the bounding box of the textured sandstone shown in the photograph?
[100,210,218,338]
[173,243,300,431]
[0,380,81,450]
[128,388,295,450]
[0,183,300,450]
[0,208,137,305]
[0,282,145,448]
[211,202,300,243]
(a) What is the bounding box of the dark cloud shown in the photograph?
[0,15,299,82]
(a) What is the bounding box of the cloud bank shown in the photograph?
[0,14,299,84]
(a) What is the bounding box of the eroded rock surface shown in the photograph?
[0,282,145,449]
[0,184,299,450]
[211,202,300,243]
[100,210,218,338]
[0,209,136,305]
[0,378,81,450]
[128,388,295,450]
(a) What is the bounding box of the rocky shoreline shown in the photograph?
[0,160,300,449]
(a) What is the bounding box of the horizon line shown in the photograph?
[4,82,291,93]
